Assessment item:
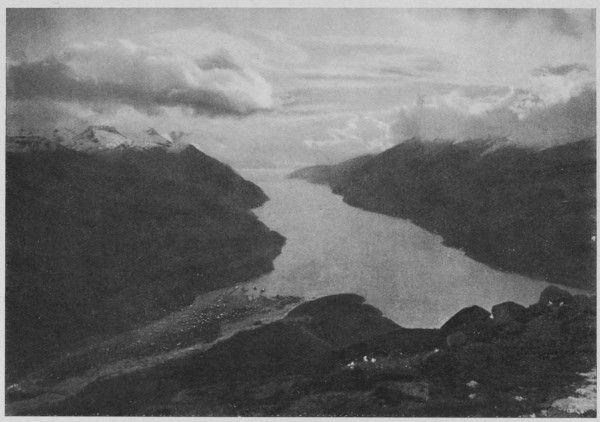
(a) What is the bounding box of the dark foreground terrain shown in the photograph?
[9,287,595,417]
[6,144,285,380]
[290,138,596,290]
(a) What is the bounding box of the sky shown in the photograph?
[6,7,597,167]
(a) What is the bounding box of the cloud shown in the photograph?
[397,56,444,74]
[294,49,445,86]
[389,63,595,148]
[519,64,595,115]
[6,99,89,136]
[457,9,593,38]
[380,56,444,78]
[277,8,594,117]
[387,9,595,89]
[304,114,393,158]
[7,37,275,117]
[6,9,595,167]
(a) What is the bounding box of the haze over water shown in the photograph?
[241,168,585,328]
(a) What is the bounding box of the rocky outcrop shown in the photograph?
[13,287,595,417]
[491,301,527,325]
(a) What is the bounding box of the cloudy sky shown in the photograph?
[6,7,596,167]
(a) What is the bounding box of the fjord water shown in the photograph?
[240,169,584,328]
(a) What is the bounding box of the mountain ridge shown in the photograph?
[290,137,596,290]
[6,133,285,380]
[9,125,181,154]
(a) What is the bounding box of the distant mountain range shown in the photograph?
[6,127,285,380]
[62,126,172,151]
[8,125,174,153]
[290,137,596,290]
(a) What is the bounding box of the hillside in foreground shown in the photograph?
[289,138,596,290]
[6,135,285,380]
[7,287,596,417]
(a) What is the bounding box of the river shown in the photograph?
[240,168,584,328]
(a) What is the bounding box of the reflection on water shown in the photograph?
[240,168,585,328]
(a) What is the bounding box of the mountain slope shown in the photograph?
[290,138,596,289]
[6,144,285,380]
[12,288,595,417]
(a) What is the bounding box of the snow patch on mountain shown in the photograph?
[61,126,133,152]
[127,128,173,149]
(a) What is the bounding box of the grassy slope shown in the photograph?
[6,146,285,380]
[290,138,596,290]
[22,290,595,417]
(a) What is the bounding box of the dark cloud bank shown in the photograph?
[8,58,265,117]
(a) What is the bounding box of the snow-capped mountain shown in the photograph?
[61,126,133,152]
[60,126,175,152]
[8,125,195,154]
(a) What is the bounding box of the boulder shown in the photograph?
[441,306,491,336]
[285,294,400,348]
[538,286,573,307]
[446,332,467,348]
[492,301,527,326]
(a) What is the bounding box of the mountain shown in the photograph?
[289,138,596,290]
[60,125,133,151]
[6,134,285,380]
[59,126,173,152]
[288,154,373,186]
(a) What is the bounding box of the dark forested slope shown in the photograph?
[6,144,285,379]
[290,138,596,290]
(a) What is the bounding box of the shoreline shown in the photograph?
[6,285,302,415]
[288,137,596,291]
[343,195,595,294]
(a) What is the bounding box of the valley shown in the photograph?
[5,128,596,417]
